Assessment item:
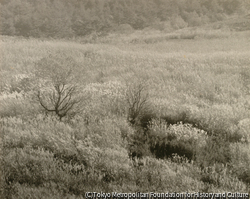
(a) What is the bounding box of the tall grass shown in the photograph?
[1,31,250,197]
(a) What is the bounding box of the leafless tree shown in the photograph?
[126,82,149,126]
[35,53,84,120]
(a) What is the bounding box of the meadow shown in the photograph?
[1,29,250,198]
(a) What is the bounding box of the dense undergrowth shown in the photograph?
[0,30,250,198]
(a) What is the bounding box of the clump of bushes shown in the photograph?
[195,136,232,168]
[229,143,250,184]
[147,119,207,160]
[1,114,134,198]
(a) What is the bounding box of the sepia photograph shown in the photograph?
[0,0,250,198]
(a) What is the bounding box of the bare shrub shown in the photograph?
[35,53,84,120]
[125,82,150,126]
[125,82,154,159]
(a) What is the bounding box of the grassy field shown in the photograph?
[1,29,250,198]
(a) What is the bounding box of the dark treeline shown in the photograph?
[0,0,248,38]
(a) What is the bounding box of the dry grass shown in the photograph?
[1,30,250,197]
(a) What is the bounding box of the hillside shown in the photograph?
[1,0,250,38]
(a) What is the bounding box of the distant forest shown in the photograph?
[1,0,249,38]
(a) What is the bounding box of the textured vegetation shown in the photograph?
[1,27,250,198]
[1,0,250,38]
